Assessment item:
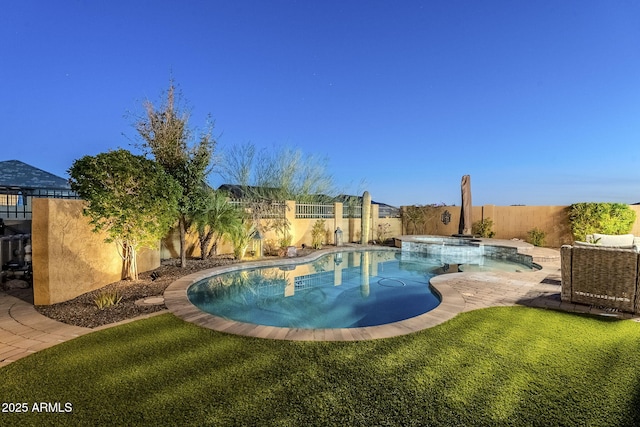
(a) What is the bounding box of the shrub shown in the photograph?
[279,234,292,249]
[472,218,495,238]
[376,223,391,244]
[527,228,546,247]
[568,203,636,241]
[229,220,256,260]
[263,239,280,256]
[271,218,292,248]
[94,290,122,310]
[311,219,326,249]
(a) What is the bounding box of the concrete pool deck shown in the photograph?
[1,241,637,366]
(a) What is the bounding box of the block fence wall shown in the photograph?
[31,199,159,305]
[30,199,401,304]
[400,204,640,248]
[162,201,404,259]
[27,198,640,304]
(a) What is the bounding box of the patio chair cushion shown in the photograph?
[574,240,635,250]
[585,233,636,248]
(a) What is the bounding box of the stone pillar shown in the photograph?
[334,202,343,244]
[361,191,371,245]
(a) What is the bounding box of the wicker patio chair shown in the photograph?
[561,244,640,313]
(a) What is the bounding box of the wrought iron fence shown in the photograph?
[0,189,79,220]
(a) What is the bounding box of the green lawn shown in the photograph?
[2,307,640,426]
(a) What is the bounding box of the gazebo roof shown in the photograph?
[0,160,70,190]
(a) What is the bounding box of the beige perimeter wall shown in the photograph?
[36,198,639,304]
[32,199,159,305]
[401,204,640,248]
[162,201,403,259]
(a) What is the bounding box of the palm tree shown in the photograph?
[192,189,242,259]
[228,218,256,260]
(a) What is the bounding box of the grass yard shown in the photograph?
[2,306,640,426]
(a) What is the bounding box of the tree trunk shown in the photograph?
[120,242,138,280]
[207,240,218,258]
[199,229,214,260]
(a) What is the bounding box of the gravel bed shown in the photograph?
[33,257,239,328]
[33,249,317,329]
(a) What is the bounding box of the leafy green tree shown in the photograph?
[136,82,215,267]
[191,188,242,259]
[68,149,181,280]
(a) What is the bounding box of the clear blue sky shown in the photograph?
[2,1,639,207]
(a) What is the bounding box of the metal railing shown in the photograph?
[0,189,79,220]
[295,203,334,219]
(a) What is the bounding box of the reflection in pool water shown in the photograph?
[187,249,533,329]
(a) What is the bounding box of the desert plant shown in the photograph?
[93,290,123,310]
[568,202,636,241]
[311,219,326,249]
[400,203,448,235]
[229,220,256,260]
[218,142,336,202]
[376,223,391,244]
[263,239,279,256]
[527,227,546,247]
[135,82,215,268]
[472,218,495,238]
[271,217,292,248]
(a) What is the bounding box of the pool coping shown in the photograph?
[164,245,478,341]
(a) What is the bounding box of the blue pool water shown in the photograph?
[187,249,534,329]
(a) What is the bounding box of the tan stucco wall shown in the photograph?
[32,198,160,305]
[161,201,403,258]
[630,205,640,236]
[401,204,579,247]
[488,205,572,246]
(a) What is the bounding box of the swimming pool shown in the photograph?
[187,247,535,329]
